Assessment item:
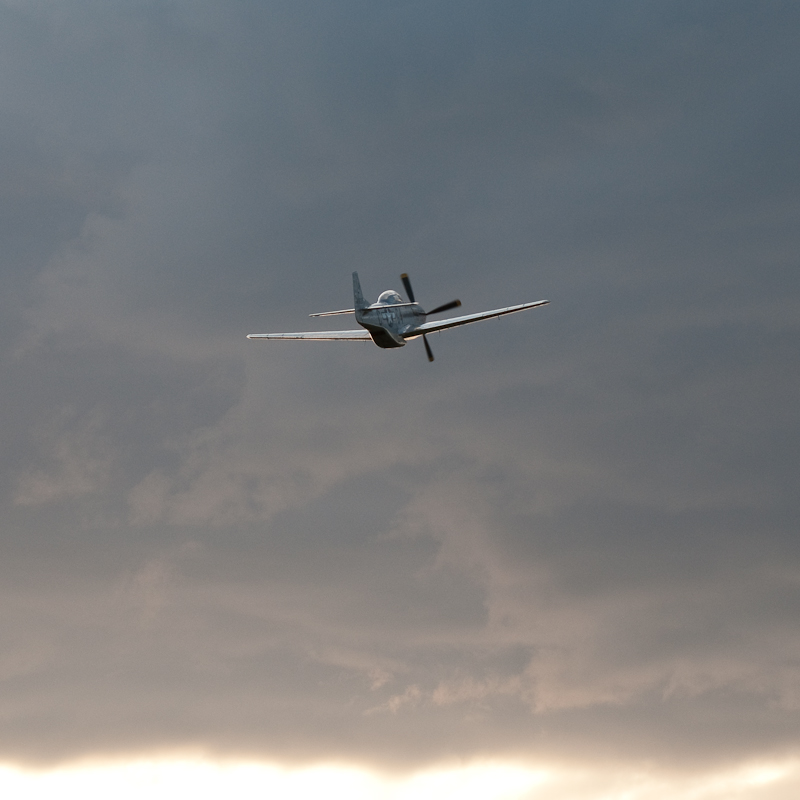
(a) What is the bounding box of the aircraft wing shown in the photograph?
[407,300,549,337]
[247,330,371,341]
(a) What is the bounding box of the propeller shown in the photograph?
[400,273,461,363]
[400,273,416,303]
[427,299,462,315]
[423,335,434,362]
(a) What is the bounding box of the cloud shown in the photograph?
[14,406,115,506]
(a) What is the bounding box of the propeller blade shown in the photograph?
[400,273,416,303]
[426,299,461,316]
[422,333,434,362]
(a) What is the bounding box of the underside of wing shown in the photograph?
[247,330,371,341]
[405,300,549,337]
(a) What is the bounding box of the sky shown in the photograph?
[0,0,799,797]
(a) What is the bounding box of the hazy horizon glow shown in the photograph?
[0,757,798,800]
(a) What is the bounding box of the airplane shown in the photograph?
[247,272,549,362]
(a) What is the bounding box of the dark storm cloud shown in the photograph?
[0,0,798,780]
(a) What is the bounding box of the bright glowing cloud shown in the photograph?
[0,759,797,800]
[0,761,546,800]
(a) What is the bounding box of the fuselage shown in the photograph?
[355,290,423,348]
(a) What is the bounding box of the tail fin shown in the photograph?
[352,272,368,312]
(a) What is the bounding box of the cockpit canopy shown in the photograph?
[377,290,404,305]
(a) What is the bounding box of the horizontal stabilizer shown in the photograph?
[364,301,418,311]
[247,330,371,341]
[311,302,419,316]
[309,308,356,317]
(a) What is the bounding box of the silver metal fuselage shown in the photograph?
[356,295,423,348]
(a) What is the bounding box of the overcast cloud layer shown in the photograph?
[0,0,799,788]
